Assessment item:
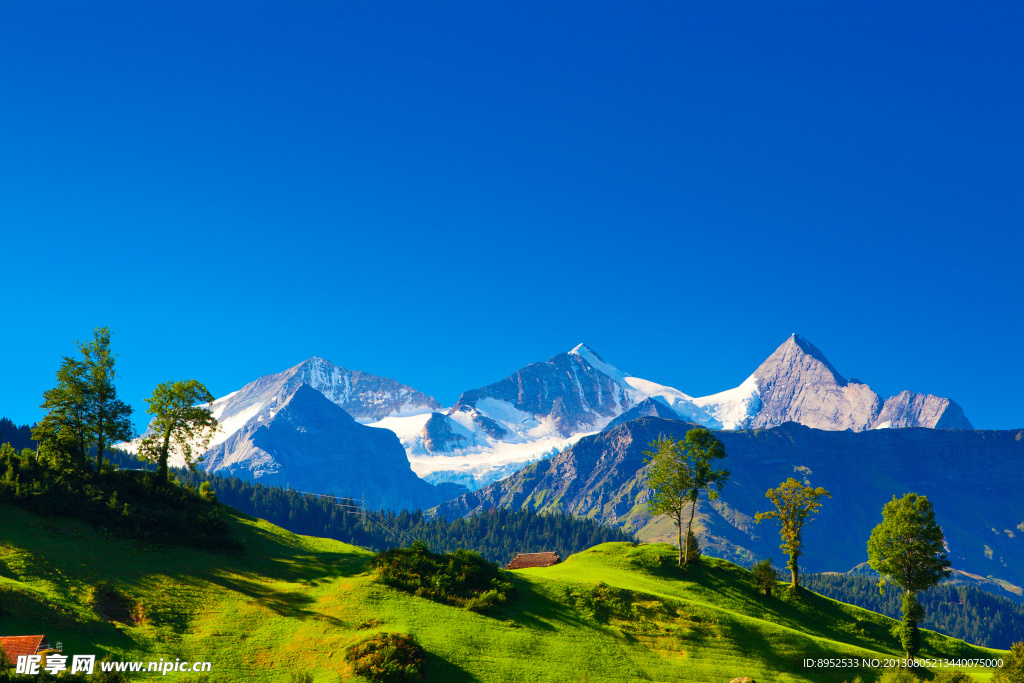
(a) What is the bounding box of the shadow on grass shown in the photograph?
[632,548,906,657]
[424,650,480,682]
[718,616,885,683]
[201,571,346,627]
[233,520,372,582]
[503,575,596,633]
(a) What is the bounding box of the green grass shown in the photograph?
[0,505,1008,682]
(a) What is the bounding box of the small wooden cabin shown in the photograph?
[0,635,46,663]
[505,551,561,569]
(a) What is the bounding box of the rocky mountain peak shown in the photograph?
[758,334,848,387]
[282,356,441,421]
[747,334,877,431]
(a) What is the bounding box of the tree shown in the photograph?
[867,492,951,659]
[755,478,831,589]
[32,328,134,471]
[644,428,729,567]
[993,640,1024,683]
[33,356,92,469]
[751,558,779,597]
[78,327,134,469]
[138,380,218,483]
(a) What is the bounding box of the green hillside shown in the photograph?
[0,505,1007,682]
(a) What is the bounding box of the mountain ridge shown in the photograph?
[430,417,1023,585]
[124,335,976,497]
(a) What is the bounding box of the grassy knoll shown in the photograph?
[0,505,1007,682]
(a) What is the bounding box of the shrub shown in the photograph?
[370,542,516,614]
[684,529,701,564]
[199,480,217,503]
[751,559,778,597]
[934,671,976,683]
[345,632,425,682]
[563,582,630,624]
[91,582,141,624]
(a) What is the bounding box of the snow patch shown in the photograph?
[691,375,761,430]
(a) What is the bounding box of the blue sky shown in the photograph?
[1,2,1021,431]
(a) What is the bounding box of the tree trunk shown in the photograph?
[156,426,173,483]
[684,497,698,565]
[676,510,684,566]
[96,402,106,470]
[789,557,799,588]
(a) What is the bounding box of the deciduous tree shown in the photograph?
[644,428,729,567]
[867,492,952,659]
[755,478,831,589]
[138,380,218,483]
[32,327,134,471]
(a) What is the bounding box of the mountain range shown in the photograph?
[373,334,971,489]
[123,334,974,509]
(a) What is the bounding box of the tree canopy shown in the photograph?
[644,428,729,566]
[138,380,218,483]
[755,478,831,588]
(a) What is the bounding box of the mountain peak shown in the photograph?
[770,334,846,385]
[569,343,603,362]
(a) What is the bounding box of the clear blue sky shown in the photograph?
[1,2,1021,431]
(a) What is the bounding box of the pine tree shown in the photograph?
[684,529,701,564]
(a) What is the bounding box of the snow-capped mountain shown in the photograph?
[196,356,439,453]
[372,343,761,490]
[122,336,972,500]
[120,357,460,510]
[372,336,971,490]
[198,382,456,510]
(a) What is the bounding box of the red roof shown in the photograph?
[506,552,560,569]
[0,635,45,662]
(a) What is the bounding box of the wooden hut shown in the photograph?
[0,635,46,663]
[505,551,561,569]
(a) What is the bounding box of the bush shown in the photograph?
[934,671,976,683]
[370,542,516,614]
[684,530,701,564]
[563,582,630,624]
[751,559,778,597]
[91,582,141,624]
[345,632,425,682]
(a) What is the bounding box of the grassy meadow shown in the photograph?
[0,505,1007,682]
